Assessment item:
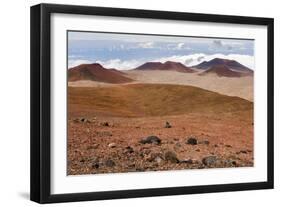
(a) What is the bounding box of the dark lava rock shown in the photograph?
[105,159,116,167]
[164,151,179,163]
[240,150,248,154]
[165,121,172,128]
[92,161,100,169]
[139,136,161,145]
[124,146,134,153]
[202,156,217,166]
[101,122,109,127]
[186,137,198,145]
[77,117,90,123]
[224,159,237,167]
[180,159,193,164]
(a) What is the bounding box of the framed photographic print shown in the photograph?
[30,3,274,203]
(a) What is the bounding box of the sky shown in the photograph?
[68,31,254,70]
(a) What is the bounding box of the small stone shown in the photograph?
[195,149,200,152]
[164,151,179,163]
[124,146,134,153]
[165,121,172,128]
[180,159,193,164]
[186,137,198,145]
[139,136,161,145]
[105,159,115,167]
[214,144,219,148]
[155,156,163,164]
[91,159,100,169]
[240,150,248,154]
[108,143,117,148]
[175,142,181,148]
[202,156,217,166]
[101,122,109,127]
[224,159,237,167]
[225,144,232,148]
[92,163,99,169]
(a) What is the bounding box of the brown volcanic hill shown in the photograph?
[193,58,253,73]
[135,61,195,73]
[68,83,253,118]
[200,65,243,77]
[68,63,133,84]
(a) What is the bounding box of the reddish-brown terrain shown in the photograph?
[199,65,243,77]
[68,63,133,83]
[193,58,253,74]
[135,61,195,73]
[67,84,254,175]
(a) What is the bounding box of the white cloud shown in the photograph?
[68,53,254,70]
[96,59,141,70]
[176,43,185,49]
[68,59,92,68]
[153,53,254,69]
[137,42,155,49]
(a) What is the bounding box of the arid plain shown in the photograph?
[67,59,254,175]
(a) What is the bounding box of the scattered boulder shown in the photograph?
[195,149,200,152]
[164,151,179,163]
[225,144,232,148]
[202,156,217,166]
[74,117,90,123]
[101,122,109,127]
[214,144,219,148]
[91,158,100,169]
[180,159,193,164]
[155,156,163,164]
[165,121,172,128]
[175,142,181,148]
[139,136,161,145]
[92,162,99,169]
[108,143,117,148]
[105,159,116,167]
[240,150,248,154]
[80,118,86,122]
[186,137,198,145]
[124,146,134,153]
[145,153,162,162]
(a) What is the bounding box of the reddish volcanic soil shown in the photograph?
[68,63,133,83]
[67,84,253,175]
[67,112,253,175]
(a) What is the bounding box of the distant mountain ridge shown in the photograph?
[193,58,253,73]
[68,63,133,84]
[135,61,195,73]
[199,65,244,77]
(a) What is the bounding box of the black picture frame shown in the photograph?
[30,3,274,204]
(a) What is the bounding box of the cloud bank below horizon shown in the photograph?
[68,53,254,70]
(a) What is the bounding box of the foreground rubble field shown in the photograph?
[67,112,253,175]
